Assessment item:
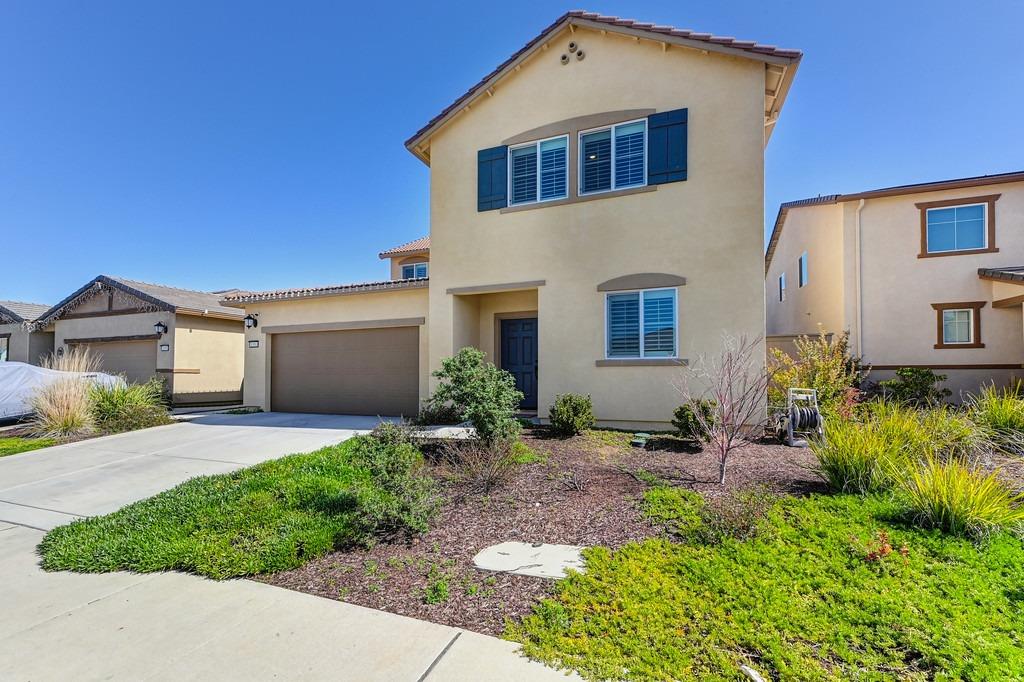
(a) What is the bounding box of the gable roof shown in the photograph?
[221,278,428,305]
[35,275,245,327]
[0,300,51,324]
[379,236,430,259]
[405,10,802,164]
[765,170,1024,272]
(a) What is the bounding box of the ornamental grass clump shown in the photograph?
[970,384,1024,455]
[903,455,1024,537]
[89,379,172,434]
[29,378,94,439]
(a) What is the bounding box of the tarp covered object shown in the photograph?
[0,362,125,419]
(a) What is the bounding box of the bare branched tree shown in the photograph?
[674,334,772,485]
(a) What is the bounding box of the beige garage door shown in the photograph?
[270,326,419,416]
[78,340,158,385]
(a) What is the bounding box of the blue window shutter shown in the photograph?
[647,109,687,185]
[477,146,508,211]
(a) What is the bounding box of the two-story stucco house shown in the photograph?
[765,170,1024,397]
[225,11,802,427]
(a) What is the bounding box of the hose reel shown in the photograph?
[776,388,824,448]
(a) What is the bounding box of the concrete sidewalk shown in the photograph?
[0,413,576,680]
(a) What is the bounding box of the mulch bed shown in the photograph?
[260,428,820,636]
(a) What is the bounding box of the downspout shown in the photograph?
[855,199,866,357]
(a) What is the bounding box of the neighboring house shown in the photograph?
[765,170,1024,396]
[225,10,802,427]
[35,275,246,405]
[0,301,53,364]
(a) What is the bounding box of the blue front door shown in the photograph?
[500,318,537,410]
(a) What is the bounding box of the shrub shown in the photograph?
[769,330,865,417]
[970,384,1024,454]
[423,566,450,604]
[369,420,415,446]
[426,347,523,445]
[346,435,440,535]
[903,455,1024,536]
[29,378,94,439]
[880,367,951,407]
[548,393,595,437]
[442,439,516,492]
[671,399,716,442]
[414,402,463,426]
[89,380,172,434]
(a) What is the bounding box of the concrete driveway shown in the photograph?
[0,413,575,681]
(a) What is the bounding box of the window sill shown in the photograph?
[500,184,656,214]
[595,358,687,367]
[918,247,999,259]
[934,342,985,349]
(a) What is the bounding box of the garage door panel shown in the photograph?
[271,327,419,416]
[79,340,157,385]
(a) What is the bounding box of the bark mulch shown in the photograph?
[261,428,820,636]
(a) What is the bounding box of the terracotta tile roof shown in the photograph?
[35,275,244,326]
[379,236,430,258]
[0,300,51,323]
[405,10,802,158]
[221,278,428,305]
[765,170,1024,272]
[978,266,1024,284]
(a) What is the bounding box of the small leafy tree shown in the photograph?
[548,393,595,437]
[769,330,866,417]
[675,334,772,485]
[880,367,951,407]
[426,347,523,445]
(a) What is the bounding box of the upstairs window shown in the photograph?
[509,136,567,205]
[606,288,677,359]
[926,203,986,253]
[942,309,972,344]
[580,120,646,195]
[799,252,809,287]
[401,262,428,279]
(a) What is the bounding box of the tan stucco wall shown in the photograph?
[239,288,429,411]
[1,323,32,363]
[172,314,244,403]
[425,26,768,426]
[54,311,175,372]
[765,202,845,336]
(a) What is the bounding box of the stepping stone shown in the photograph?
[472,541,585,579]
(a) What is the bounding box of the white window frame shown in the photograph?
[941,308,974,345]
[779,273,786,302]
[798,252,808,287]
[603,287,678,360]
[925,202,987,254]
[401,263,428,280]
[507,134,569,206]
[578,118,648,197]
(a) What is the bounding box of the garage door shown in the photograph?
[270,326,419,416]
[77,340,158,385]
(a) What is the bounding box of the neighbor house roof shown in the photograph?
[379,236,430,259]
[221,278,428,305]
[0,300,51,324]
[405,10,802,164]
[978,266,1024,285]
[35,275,245,327]
[765,170,1024,272]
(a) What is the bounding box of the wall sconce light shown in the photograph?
[244,314,259,329]
[154,321,168,336]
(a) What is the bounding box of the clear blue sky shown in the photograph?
[3,1,1022,304]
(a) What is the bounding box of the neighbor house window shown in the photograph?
[917,194,1000,257]
[580,120,646,195]
[799,252,809,287]
[509,136,568,205]
[779,273,786,302]
[0,335,8,362]
[401,262,428,279]
[606,288,677,359]
[931,301,985,349]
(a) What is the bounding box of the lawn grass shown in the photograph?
[508,491,1024,681]
[0,436,57,457]
[39,437,436,579]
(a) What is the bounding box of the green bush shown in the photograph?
[769,330,865,417]
[879,367,951,407]
[548,393,595,437]
[904,455,1024,536]
[970,384,1024,454]
[671,399,716,442]
[426,347,523,445]
[369,420,415,446]
[413,402,464,426]
[89,380,172,434]
[346,435,440,535]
